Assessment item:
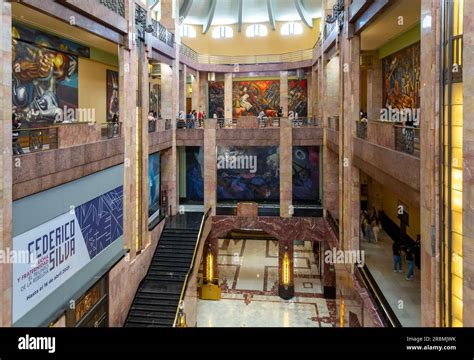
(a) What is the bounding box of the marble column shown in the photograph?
[280,118,292,217]
[204,118,217,215]
[120,0,138,259]
[366,53,382,121]
[419,0,441,327]
[462,0,474,327]
[191,73,200,112]
[160,0,176,33]
[179,65,187,113]
[0,0,12,327]
[307,70,313,118]
[198,72,208,115]
[322,241,336,299]
[280,71,288,116]
[224,73,233,120]
[140,42,150,248]
[341,19,361,253]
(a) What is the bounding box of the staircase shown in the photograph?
[124,223,200,327]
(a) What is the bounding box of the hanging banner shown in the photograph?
[12,186,123,323]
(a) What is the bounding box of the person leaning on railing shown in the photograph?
[12,113,24,155]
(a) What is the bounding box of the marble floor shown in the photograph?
[362,229,421,327]
[197,239,337,327]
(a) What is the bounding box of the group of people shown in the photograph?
[178,110,207,129]
[360,207,381,242]
[392,235,420,281]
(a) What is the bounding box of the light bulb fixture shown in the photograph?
[281,246,291,288]
[205,246,214,284]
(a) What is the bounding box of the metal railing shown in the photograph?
[100,122,121,139]
[356,121,368,139]
[15,126,59,154]
[173,208,212,327]
[99,0,125,17]
[180,43,199,62]
[148,119,156,133]
[394,126,420,157]
[193,48,314,65]
[291,117,320,127]
[151,19,175,48]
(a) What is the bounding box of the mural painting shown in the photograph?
[233,80,280,117]
[106,70,119,122]
[12,23,88,124]
[208,81,224,118]
[288,79,308,117]
[382,42,421,111]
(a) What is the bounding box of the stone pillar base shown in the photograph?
[279,285,295,300]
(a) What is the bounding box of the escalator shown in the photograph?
[124,215,201,327]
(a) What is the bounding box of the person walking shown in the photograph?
[370,207,380,243]
[405,245,415,280]
[414,235,421,270]
[392,241,403,273]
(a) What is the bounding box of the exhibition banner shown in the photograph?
[12,186,123,323]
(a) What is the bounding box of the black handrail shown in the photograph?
[355,265,402,327]
[172,208,212,327]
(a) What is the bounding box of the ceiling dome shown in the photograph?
[178,0,322,33]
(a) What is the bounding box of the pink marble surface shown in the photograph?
[57,123,102,148]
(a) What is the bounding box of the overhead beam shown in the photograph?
[149,0,160,11]
[267,0,276,31]
[203,0,217,34]
[238,0,243,32]
[179,0,193,21]
[294,0,313,28]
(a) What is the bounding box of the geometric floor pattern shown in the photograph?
[197,239,337,327]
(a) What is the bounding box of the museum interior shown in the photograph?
[0,0,471,328]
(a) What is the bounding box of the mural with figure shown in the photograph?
[208,81,224,118]
[106,70,119,121]
[292,146,320,203]
[217,146,280,202]
[382,42,420,110]
[288,79,308,117]
[233,80,280,117]
[148,152,161,218]
[12,23,88,124]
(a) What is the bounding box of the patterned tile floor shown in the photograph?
[197,239,337,327]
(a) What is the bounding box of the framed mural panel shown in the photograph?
[233,80,280,117]
[208,81,224,118]
[288,79,308,117]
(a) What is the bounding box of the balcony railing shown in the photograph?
[356,121,368,139]
[148,119,157,133]
[151,19,175,48]
[15,126,58,154]
[180,43,199,62]
[291,117,320,128]
[189,49,313,65]
[100,122,121,139]
[394,126,420,157]
[99,0,125,17]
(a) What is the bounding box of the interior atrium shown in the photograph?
[0,0,471,335]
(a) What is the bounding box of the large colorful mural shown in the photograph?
[217,146,280,202]
[106,70,119,121]
[292,146,320,203]
[382,42,420,110]
[233,80,280,117]
[288,79,308,117]
[149,83,161,117]
[12,23,88,124]
[208,81,224,118]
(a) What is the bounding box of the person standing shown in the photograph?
[12,114,24,155]
[414,235,421,270]
[392,241,402,273]
[198,110,203,128]
[405,245,415,280]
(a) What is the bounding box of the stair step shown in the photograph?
[131,303,177,313]
[125,316,174,327]
[158,243,196,249]
[149,269,187,276]
[136,291,180,301]
[128,309,176,320]
[157,248,194,255]
[134,298,179,307]
[147,275,186,283]
[153,253,193,259]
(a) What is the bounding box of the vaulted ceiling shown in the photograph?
[178,0,322,33]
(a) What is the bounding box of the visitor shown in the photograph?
[12,114,24,155]
[371,212,380,243]
[258,110,265,128]
[414,234,421,270]
[277,106,283,118]
[392,241,402,273]
[405,245,415,281]
[198,110,203,128]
